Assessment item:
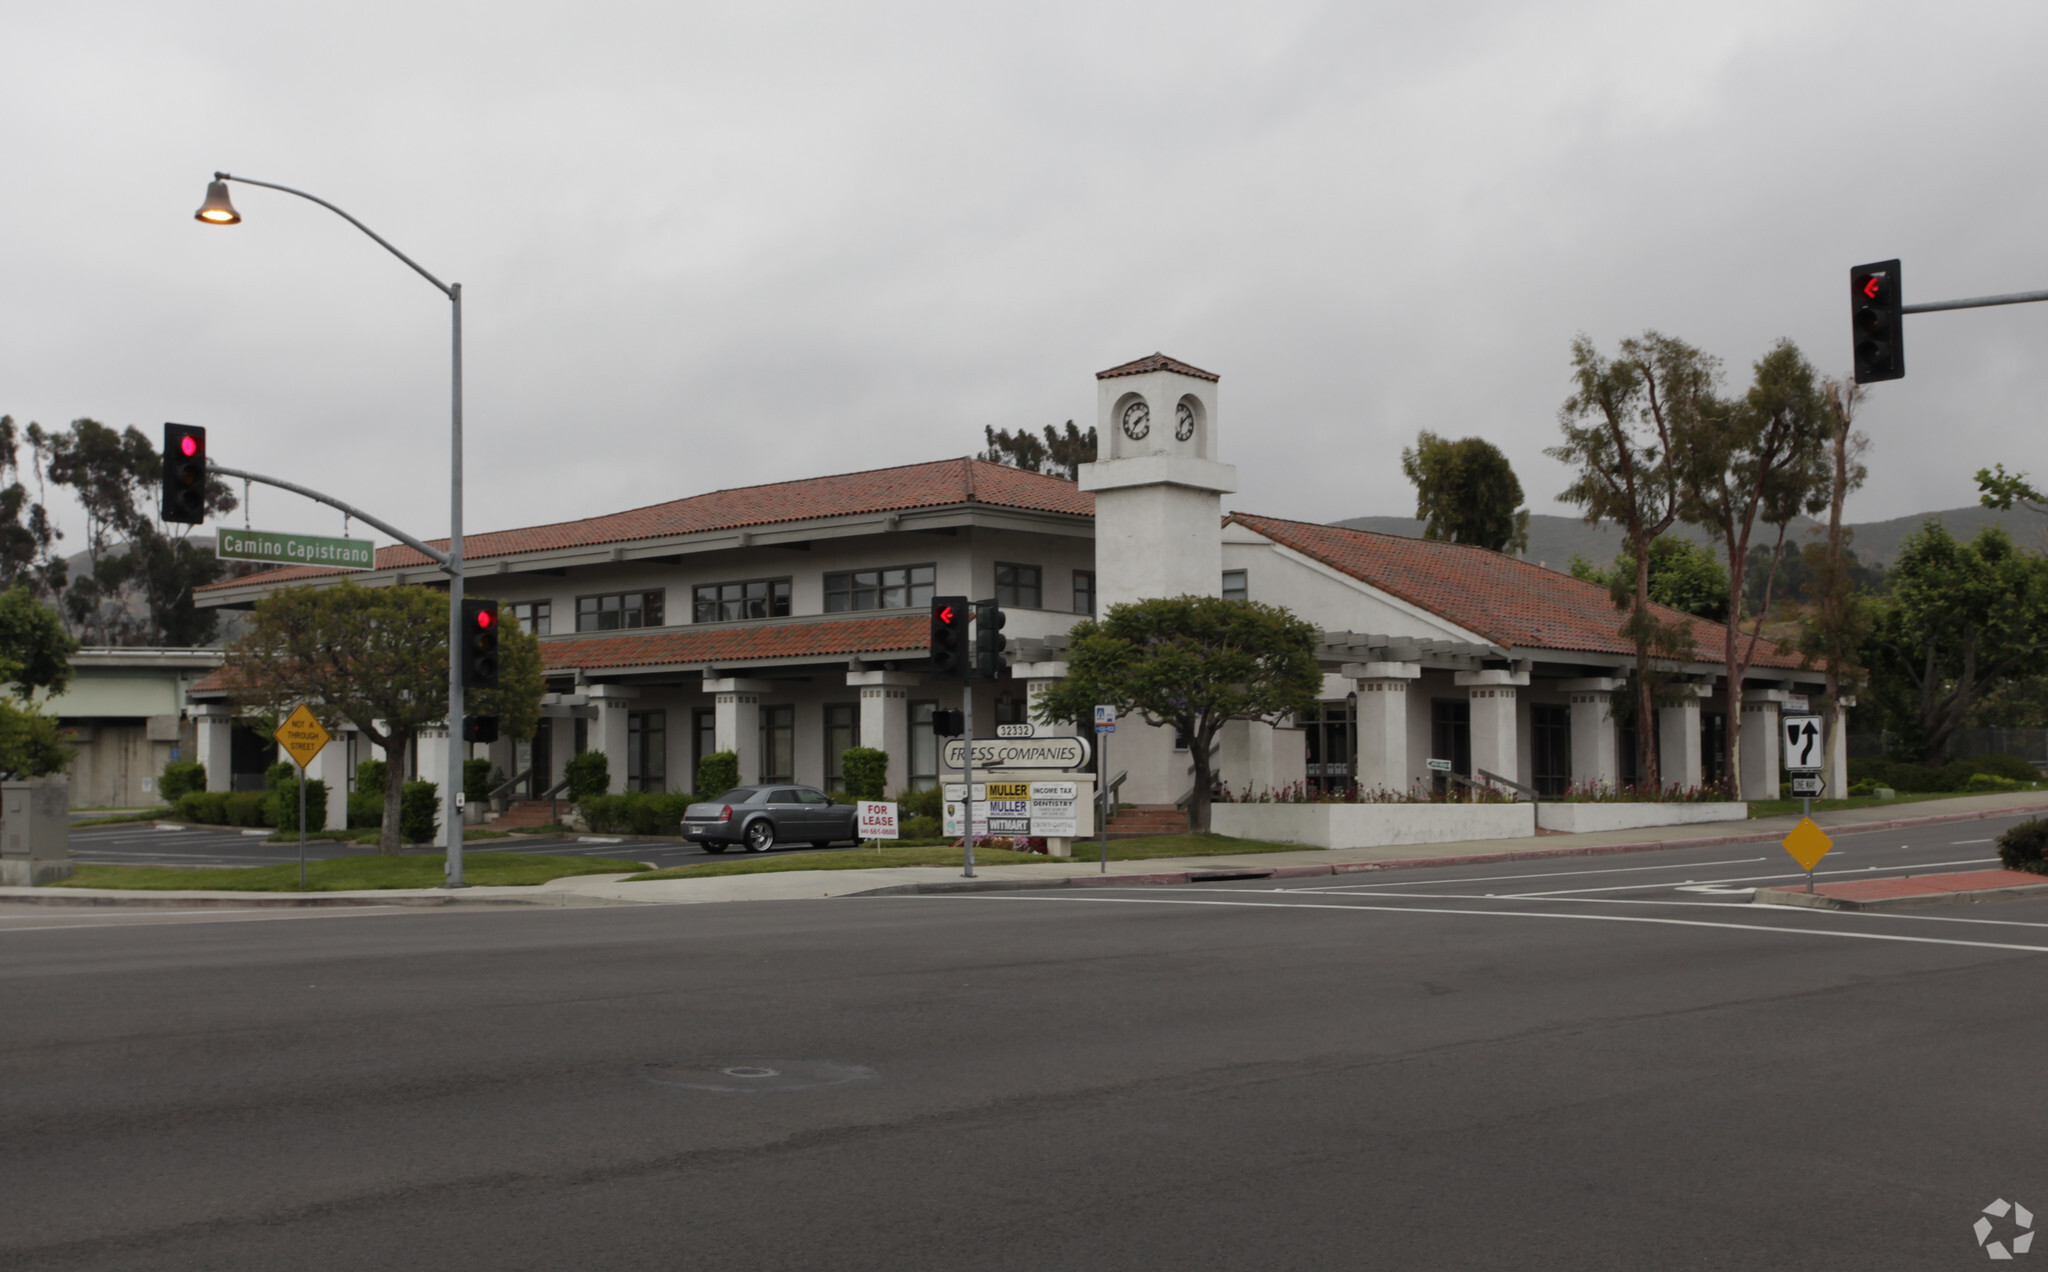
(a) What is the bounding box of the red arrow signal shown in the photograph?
[938,605,954,624]
[1862,276,1882,299]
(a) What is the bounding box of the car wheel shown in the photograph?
[701,843,729,855]
[744,820,775,853]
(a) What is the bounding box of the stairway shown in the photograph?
[491,798,562,829]
[1104,804,1189,838]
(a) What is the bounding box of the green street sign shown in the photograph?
[216,527,375,571]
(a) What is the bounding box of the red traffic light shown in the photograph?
[474,609,493,629]
[937,604,955,624]
[180,435,198,457]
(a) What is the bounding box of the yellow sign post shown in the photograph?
[272,704,332,888]
[1781,816,1833,893]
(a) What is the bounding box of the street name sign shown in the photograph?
[218,527,375,571]
[1781,816,1833,872]
[857,801,898,840]
[273,703,331,770]
[943,735,1091,771]
[1782,714,1823,772]
[1426,757,1453,772]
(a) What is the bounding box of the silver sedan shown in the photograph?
[681,785,859,854]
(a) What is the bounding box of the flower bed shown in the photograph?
[1209,802,1534,849]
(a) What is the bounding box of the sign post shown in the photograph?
[272,703,332,889]
[1094,706,1116,873]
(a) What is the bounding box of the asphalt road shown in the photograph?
[63,821,847,872]
[4,811,2046,1269]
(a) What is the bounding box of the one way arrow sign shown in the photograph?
[1782,714,1823,772]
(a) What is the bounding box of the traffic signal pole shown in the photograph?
[1902,285,2048,315]
[1852,257,2048,385]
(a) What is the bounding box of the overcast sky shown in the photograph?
[6,1,2046,557]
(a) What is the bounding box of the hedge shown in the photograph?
[581,790,699,835]
[401,781,440,844]
[696,750,740,797]
[158,760,206,803]
[841,747,888,801]
[1998,818,2048,874]
[565,750,610,801]
[1846,754,2043,793]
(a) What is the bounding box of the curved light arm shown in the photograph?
[214,172,454,299]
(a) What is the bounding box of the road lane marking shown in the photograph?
[930,893,2048,954]
[1290,857,1769,892]
[1491,856,2000,897]
[1213,887,2048,929]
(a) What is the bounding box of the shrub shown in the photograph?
[696,750,740,797]
[565,750,610,802]
[584,790,695,835]
[357,759,388,792]
[265,761,296,791]
[895,786,943,819]
[347,790,383,829]
[401,780,440,844]
[841,747,888,800]
[1849,754,2042,794]
[159,760,207,803]
[225,791,270,826]
[1997,818,2048,874]
[269,778,329,832]
[901,815,941,840]
[1967,772,2027,792]
[178,790,230,823]
[1958,753,2042,784]
[464,757,496,805]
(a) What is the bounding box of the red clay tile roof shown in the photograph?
[1096,352,1219,382]
[1228,513,1808,670]
[197,456,1093,592]
[543,613,930,672]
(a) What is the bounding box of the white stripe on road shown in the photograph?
[930,892,2048,955]
[1291,857,1769,892]
[1493,856,2000,897]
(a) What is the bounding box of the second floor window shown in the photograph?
[1222,569,1248,601]
[508,601,550,636]
[576,590,664,632]
[995,562,1041,609]
[1073,570,1095,616]
[692,577,791,623]
[825,564,934,612]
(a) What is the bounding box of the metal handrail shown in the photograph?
[1098,770,1128,818]
[486,767,534,803]
[1477,768,1539,804]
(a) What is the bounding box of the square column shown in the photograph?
[1657,688,1707,790]
[194,703,235,793]
[1827,694,1855,799]
[305,735,353,831]
[705,678,768,786]
[587,684,640,794]
[1739,691,1787,801]
[1560,678,1621,791]
[1455,669,1529,788]
[849,670,920,794]
[1345,662,1420,794]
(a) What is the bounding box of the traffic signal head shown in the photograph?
[161,423,207,524]
[930,595,969,681]
[931,708,965,738]
[462,715,500,744]
[1850,259,1904,384]
[974,601,1008,682]
[460,599,500,689]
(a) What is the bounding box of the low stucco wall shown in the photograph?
[1534,802,1749,834]
[1210,802,1535,849]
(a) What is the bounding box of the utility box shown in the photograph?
[1,777,71,886]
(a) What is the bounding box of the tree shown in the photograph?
[224,582,544,854]
[0,585,78,698]
[0,417,65,599]
[1399,432,1531,553]
[1032,596,1321,833]
[1976,462,2048,515]
[981,420,1098,481]
[1798,378,1874,783]
[1864,522,2048,763]
[1571,537,1729,622]
[1672,339,1833,796]
[1549,332,1718,786]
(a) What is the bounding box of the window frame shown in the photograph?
[1072,569,1095,616]
[1221,569,1248,602]
[823,702,859,791]
[573,589,666,633]
[626,709,667,794]
[691,576,792,624]
[994,562,1042,609]
[823,563,937,613]
[758,704,796,784]
[908,699,938,792]
[508,600,551,636]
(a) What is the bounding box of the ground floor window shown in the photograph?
[627,710,667,793]
[1700,713,1728,786]
[1619,720,1641,786]
[909,700,938,792]
[824,703,858,790]
[692,708,715,789]
[1302,699,1355,795]
[994,694,1028,726]
[759,705,795,784]
[1431,699,1471,792]
[1532,703,1571,797]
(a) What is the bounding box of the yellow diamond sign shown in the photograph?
[1782,816,1833,872]
[273,703,331,771]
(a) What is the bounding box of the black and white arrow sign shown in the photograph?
[1782,714,1822,772]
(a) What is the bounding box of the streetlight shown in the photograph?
[195,171,472,888]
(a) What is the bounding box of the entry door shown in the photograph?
[529,718,553,798]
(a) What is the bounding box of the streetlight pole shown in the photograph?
[196,173,471,887]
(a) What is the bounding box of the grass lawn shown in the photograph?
[1746,789,2047,818]
[47,851,648,892]
[624,832,1307,881]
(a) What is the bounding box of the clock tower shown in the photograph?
[1076,353,1237,611]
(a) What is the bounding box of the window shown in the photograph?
[1431,699,1471,792]
[759,705,795,784]
[909,700,938,792]
[1532,704,1571,797]
[1302,700,1355,795]
[1073,570,1095,616]
[692,577,791,623]
[575,590,664,632]
[508,601,551,636]
[995,563,1041,609]
[1221,569,1248,601]
[824,703,858,790]
[1700,713,1728,785]
[994,694,1027,726]
[627,710,666,793]
[824,564,935,612]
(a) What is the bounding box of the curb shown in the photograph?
[1754,879,2048,912]
[0,887,644,910]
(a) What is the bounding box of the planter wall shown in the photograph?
[1211,802,1535,849]
[1534,802,1748,834]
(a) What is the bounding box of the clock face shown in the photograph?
[1120,400,1150,440]
[1175,402,1196,441]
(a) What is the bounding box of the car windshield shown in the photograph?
[707,789,763,804]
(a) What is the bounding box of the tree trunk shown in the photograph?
[382,739,409,856]
[1632,532,1661,789]
[1822,419,1848,785]
[1189,729,1213,833]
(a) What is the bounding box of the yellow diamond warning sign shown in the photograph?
[1781,816,1833,872]
[273,703,331,771]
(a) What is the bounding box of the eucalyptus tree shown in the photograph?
[1400,432,1531,554]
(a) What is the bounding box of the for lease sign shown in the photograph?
[857,801,898,839]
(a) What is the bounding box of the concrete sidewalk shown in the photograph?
[9,790,2046,908]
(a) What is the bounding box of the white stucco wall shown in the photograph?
[1210,802,1534,848]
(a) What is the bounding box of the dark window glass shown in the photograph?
[509,601,551,636]
[994,562,1041,609]
[1221,569,1248,601]
[627,710,666,793]
[824,564,936,612]
[691,577,792,623]
[1073,570,1095,616]
[692,709,716,788]
[824,703,858,789]
[909,700,937,792]
[1431,700,1471,793]
[1303,699,1356,795]
[575,591,664,632]
[1532,704,1571,797]
[768,789,801,804]
[759,705,795,783]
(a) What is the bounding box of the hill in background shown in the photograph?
[1332,506,2048,571]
